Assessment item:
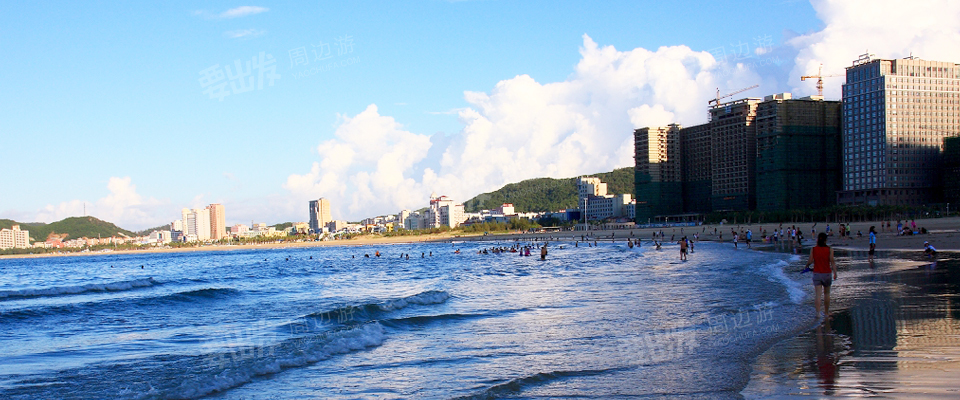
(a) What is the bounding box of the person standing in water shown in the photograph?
[678,237,688,261]
[805,233,837,318]
[540,244,548,260]
[868,226,877,261]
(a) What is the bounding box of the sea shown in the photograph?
[0,238,818,399]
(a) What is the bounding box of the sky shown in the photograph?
[2,0,960,230]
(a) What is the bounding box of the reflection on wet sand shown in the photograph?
[743,255,960,398]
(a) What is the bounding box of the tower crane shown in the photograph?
[801,64,843,97]
[708,84,759,106]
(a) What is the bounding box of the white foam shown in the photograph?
[378,290,450,311]
[762,260,806,304]
[0,277,158,299]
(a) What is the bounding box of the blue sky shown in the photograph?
[1,0,953,230]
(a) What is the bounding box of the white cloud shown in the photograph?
[223,29,265,39]
[789,0,960,98]
[280,0,960,223]
[286,35,763,220]
[284,105,434,219]
[33,177,170,231]
[219,6,269,19]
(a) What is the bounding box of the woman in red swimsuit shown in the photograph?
[805,232,837,318]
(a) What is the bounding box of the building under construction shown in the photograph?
[633,124,683,223]
[708,98,762,211]
[680,123,713,214]
[635,92,843,217]
[944,136,960,207]
[755,93,842,211]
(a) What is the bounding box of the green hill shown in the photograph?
[464,167,634,213]
[0,216,136,242]
[136,224,171,237]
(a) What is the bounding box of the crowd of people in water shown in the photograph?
[338,219,941,266]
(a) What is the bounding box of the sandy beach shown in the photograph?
[4,216,958,260]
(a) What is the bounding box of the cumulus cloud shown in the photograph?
[286,0,960,222]
[286,35,764,220]
[789,0,960,98]
[34,177,169,231]
[284,105,434,219]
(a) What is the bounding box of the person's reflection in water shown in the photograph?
[816,319,840,395]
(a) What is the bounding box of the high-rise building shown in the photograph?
[181,207,211,242]
[195,208,211,241]
[680,123,713,214]
[208,203,226,240]
[837,54,960,206]
[181,208,193,237]
[756,93,842,211]
[634,124,683,223]
[944,136,960,206]
[309,198,332,233]
[0,225,30,249]
[644,91,842,217]
[427,195,465,228]
[710,98,762,211]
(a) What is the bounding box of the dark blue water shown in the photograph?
[0,240,814,399]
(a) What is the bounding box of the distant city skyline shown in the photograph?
[3,1,959,229]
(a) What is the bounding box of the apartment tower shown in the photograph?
[837,54,960,206]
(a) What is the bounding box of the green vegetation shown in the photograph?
[136,224,171,237]
[0,216,135,243]
[271,222,294,231]
[464,167,634,212]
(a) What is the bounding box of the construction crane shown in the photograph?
[708,84,759,106]
[801,64,843,97]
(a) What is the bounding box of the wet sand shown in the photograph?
[741,249,960,398]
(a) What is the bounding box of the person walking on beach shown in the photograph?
[805,232,837,318]
[868,226,877,261]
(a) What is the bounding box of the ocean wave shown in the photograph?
[0,286,240,322]
[762,259,806,304]
[284,290,452,331]
[377,290,450,311]
[172,322,386,399]
[0,322,387,400]
[164,287,239,300]
[381,312,489,327]
[454,368,613,400]
[0,277,159,301]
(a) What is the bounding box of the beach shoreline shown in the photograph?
[4,216,957,260]
[741,246,960,398]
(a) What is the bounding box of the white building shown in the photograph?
[147,230,172,244]
[428,195,466,228]
[578,177,608,218]
[0,225,30,249]
[182,208,211,241]
[425,195,466,228]
[231,224,249,235]
[584,193,633,221]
